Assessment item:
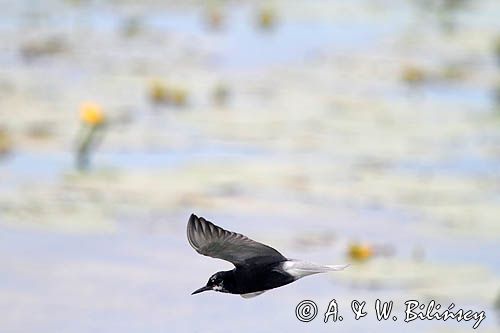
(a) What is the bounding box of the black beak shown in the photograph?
[191,285,212,295]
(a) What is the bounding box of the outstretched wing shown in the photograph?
[187,214,286,267]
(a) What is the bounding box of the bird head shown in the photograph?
[192,271,229,295]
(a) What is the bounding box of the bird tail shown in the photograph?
[282,260,349,279]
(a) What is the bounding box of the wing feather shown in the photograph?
[187,214,286,267]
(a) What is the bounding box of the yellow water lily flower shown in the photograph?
[0,128,11,156]
[401,65,427,84]
[258,7,276,30]
[80,102,105,126]
[148,80,188,107]
[348,243,374,262]
[149,80,168,104]
[171,87,187,106]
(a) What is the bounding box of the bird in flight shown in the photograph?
[187,214,348,298]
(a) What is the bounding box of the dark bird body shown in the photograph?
[187,214,347,298]
[207,262,295,295]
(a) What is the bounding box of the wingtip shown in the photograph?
[187,214,199,249]
[187,214,198,235]
[189,213,198,223]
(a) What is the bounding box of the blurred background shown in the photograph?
[1,0,499,332]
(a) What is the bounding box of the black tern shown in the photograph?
[187,214,348,298]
